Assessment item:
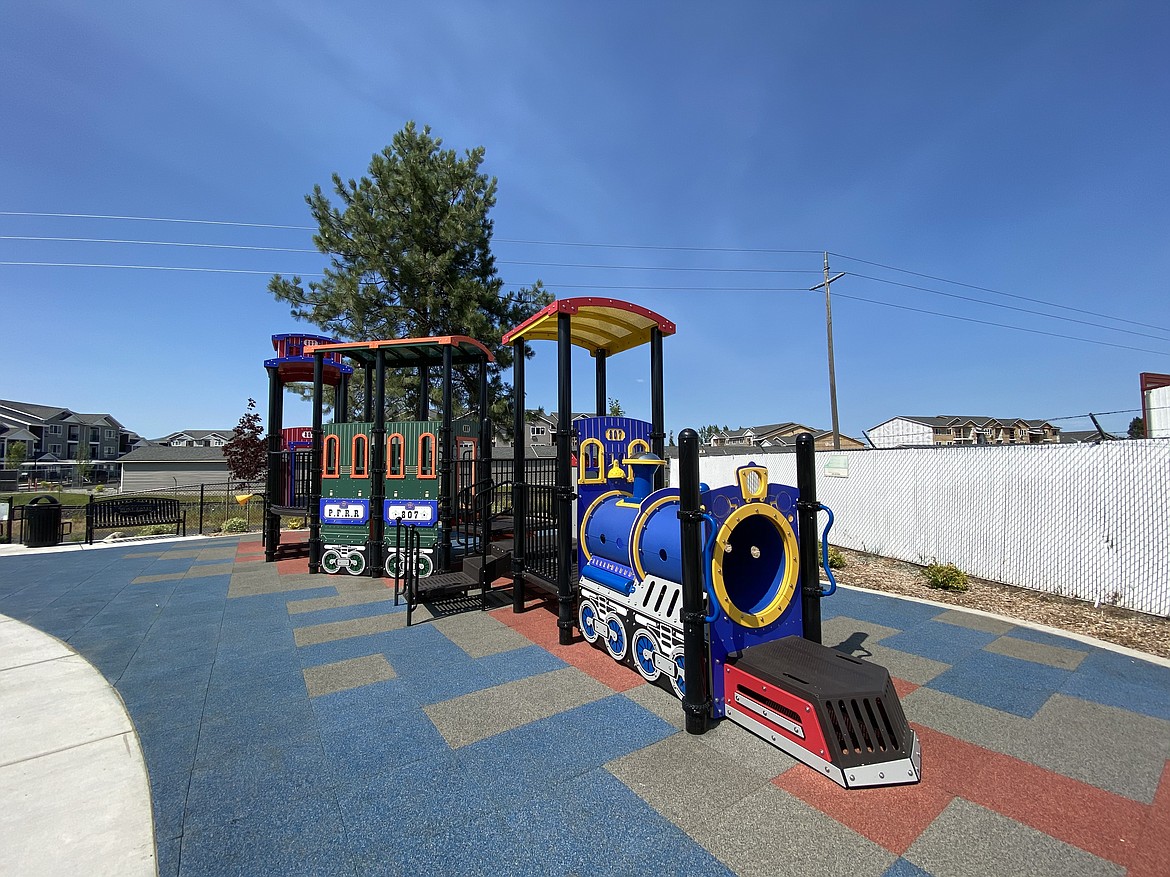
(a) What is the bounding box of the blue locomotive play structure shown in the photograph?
[266,297,921,788]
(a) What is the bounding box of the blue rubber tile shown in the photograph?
[149,769,191,843]
[156,837,181,877]
[294,629,407,667]
[456,694,677,815]
[477,643,567,685]
[138,723,202,782]
[288,600,405,627]
[926,648,1070,717]
[397,658,501,705]
[883,859,935,877]
[830,588,941,631]
[178,797,356,877]
[1060,649,1170,721]
[184,748,332,830]
[880,620,999,664]
[310,677,422,734]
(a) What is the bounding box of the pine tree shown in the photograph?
[268,122,551,433]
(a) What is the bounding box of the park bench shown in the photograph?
[85,496,186,544]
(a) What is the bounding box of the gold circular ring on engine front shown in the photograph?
[579,490,625,564]
[711,503,799,629]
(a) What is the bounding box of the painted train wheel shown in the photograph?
[384,552,402,578]
[669,649,686,699]
[603,612,628,661]
[632,627,660,682]
[415,553,434,579]
[320,549,342,575]
[578,599,600,644]
[345,550,367,576]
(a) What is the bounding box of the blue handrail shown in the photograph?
[819,504,839,597]
[701,512,719,622]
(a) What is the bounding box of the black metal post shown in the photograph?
[511,339,527,612]
[418,364,431,421]
[439,344,454,573]
[677,428,709,735]
[363,365,373,423]
[555,311,574,645]
[650,327,666,489]
[198,483,205,536]
[369,350,387,577]
[478,360,491,574]
[595,350,607,416]
[795,432,822,643]
[308,352,325,573]
[335,372,349,424]
[264,365,282,561]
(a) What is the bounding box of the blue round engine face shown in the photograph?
[605,618,626,658]
[580,603,597,638]
[634,632,656,675]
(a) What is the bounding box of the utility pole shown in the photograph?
[810,253,845,451]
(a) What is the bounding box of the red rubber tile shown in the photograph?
[775,722,1149,864]
[277,557,310,576]
[490,602,643,693]
[892,677,919,698]
[1113,760,1170,877]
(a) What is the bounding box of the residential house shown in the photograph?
[153,429,236,448]
[866,415,1061,449]
[711,422,866,451]
[118,445,235,492]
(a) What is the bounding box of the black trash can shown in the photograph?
[24,495,63,548]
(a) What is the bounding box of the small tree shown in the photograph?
[1128,416,1146,439]
[608,397,626,417]
[75,439,93,486]
[223,399,266,488]
[5,441,26,471]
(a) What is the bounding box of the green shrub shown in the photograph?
[221,517,249,533]
[284,517,305,530]
[138,524,176,536]
[818,544,847,569]
[923,562,968,592]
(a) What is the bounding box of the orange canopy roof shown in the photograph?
[303,335,494,367]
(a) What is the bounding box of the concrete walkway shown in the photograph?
[0,533,1168,876]
[0,613,155,876]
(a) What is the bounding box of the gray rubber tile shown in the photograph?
[286,588,396,616]
[905,798,1124,877]
[195,548,238,562]
[158,549,207,560]
[605,732,773,835]
[228,571,327,598]
[822,615,902,653]
[865,643,951,685]
[985,635,1087,670]
[933,608,1016,634]
[292,612,406,647]
[622,682,685,730]
[424,666,613,748]
[695,716,800,780]
[431,612,530,659]
[704,786,896,877]
[901,686,1028,750]
[1012,694,1170,804]
[122,551,163,558]
[182,562,234,580]
[303,654,396,698]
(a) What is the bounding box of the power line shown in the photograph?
[831,251,1168,335]
[0,235,318,253]
[0,261,324,276]
[498,259,819,274]
[849,272,1170,344]
[0,211,315,230]
[831,290,1170,357]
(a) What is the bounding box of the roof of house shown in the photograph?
[890,415,1057,429]
[0,400,70,421]
[153,429,236,442]
[120,446,230,464]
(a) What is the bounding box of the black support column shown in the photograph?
[650,327,665,488]
[478,358,492,575]
[438,345,454,573]
[363,366,373,422]
[796,432,822,644]
[418,364,431,421]
[264,365,283,562]
[369,351,387,577]
[308,352,325,573]
[595,350,607,416]
[335,372,349,424]
[555,311,574,645]
[677,428,710,734]
[511,339,527,612]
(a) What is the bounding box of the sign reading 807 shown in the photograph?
[384,499,438,526]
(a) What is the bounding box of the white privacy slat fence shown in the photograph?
[671,440,1170,617]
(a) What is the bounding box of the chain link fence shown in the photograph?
[675,440,1170,618]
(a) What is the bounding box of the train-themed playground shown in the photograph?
[261,298,922,789]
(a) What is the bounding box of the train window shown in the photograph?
[352,434,368,478]
[578,437,605,484]
[323,435,340,478]
[625,439,650,479]
[418,433,436,479]
[388,434,404,478]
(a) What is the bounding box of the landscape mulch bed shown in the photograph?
[833,548,1170,661]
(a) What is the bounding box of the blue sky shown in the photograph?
[3,1,1168,442]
